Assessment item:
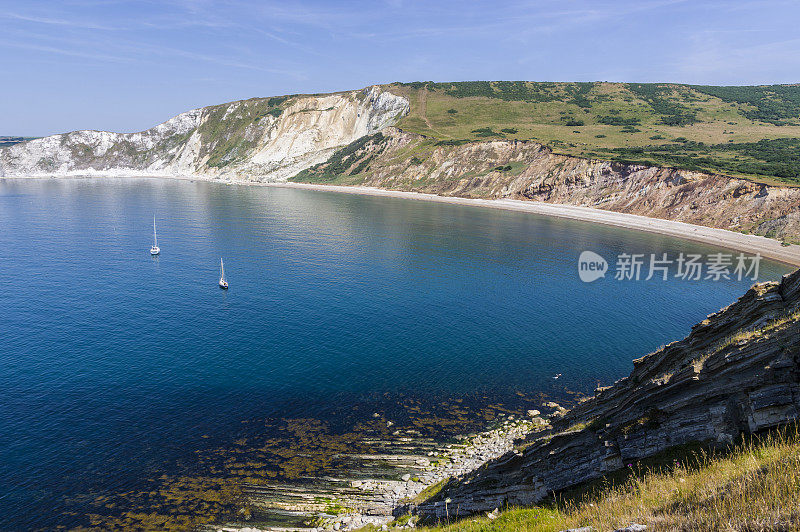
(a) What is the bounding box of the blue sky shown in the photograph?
[2,0,799,136]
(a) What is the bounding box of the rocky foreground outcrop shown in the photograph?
[212,269,800,531]
[416,268,800,519]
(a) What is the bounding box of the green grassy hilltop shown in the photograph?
[382,81,800,186]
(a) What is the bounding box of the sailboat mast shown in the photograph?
[218,257,228,288]
[153,216,158,247]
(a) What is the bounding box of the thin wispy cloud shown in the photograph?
[1,6,237,31]
[1,0,798,135]
[0,10,307,76]
[0,38,136,62]
[3,12,121,30]
[131,41,308,77]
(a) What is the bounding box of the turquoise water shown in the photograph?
[0,178,792,529]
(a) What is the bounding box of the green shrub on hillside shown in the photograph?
[610,137,800,183]
[198,98,281,167]
[290,133,386,181]
[396,81,432,90]
[627,83,699,126]
[267,95,291,107]
[692,84,800,125]
[566,83,593,108]
[471,127,501,137]
[429,81,562,102]
[434,139,470,146]
[598,115,641,126]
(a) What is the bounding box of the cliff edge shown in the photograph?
[417,268,800,519]
[0,86,409,181]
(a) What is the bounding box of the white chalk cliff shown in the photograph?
[0,86,409,181]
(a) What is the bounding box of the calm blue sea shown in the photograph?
[0,178,792,529]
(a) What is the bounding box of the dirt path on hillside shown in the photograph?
[418,87,451,139]
[419,87,434,130]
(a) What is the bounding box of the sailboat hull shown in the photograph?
[219,281,228,289]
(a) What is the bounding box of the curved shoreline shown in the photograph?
[3,175,799,267]
[270,182,800,268]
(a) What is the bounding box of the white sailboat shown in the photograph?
[219,258,228,289]
[150,216,160,256]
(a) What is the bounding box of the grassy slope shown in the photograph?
[382,81,800,186]
[355,426,800,532]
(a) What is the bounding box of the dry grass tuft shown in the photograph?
[402,425,800,531]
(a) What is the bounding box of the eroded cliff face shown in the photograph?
[416,268,800,519]
[4,87,800,242]
[296,128,800,243]
[0,86,409,181]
